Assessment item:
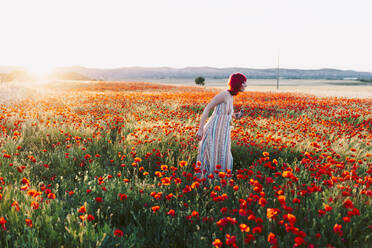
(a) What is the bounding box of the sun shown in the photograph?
[25,64,54,77]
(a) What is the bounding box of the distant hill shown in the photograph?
[0,66,23,74]
[0,67,90,82]
[51,66,372,81]
[47,71,91,81]
[1,66,372,81]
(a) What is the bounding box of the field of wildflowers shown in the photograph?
[0,81,371,247]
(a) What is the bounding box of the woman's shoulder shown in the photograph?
[216,90,230,98]
[209,90,230,106]
[221,90,233,101]
[212,90,229,103]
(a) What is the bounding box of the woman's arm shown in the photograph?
[196,91,227,140]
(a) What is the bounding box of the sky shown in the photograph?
[1,0,371,73]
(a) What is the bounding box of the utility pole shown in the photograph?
[277,49,280,90]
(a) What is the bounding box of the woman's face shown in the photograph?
[240,82,247,92]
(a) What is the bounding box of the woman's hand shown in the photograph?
[234,109,245,119]
[196,128,203,141]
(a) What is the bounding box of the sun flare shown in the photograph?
[25,64,54,77]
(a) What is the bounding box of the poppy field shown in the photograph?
[0,81,371,247]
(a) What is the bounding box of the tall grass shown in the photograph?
[0,81,371,247]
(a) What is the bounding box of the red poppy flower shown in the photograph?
[333,224,343,236]
[152,205,160,213]
[87,215,95,221]
[268,232,277,244]
[25,219,33,227]
[167,209,175,217]
[212,238,222,248]
[343,199,354,209]
[0,217,6,230]
[240,224,250,232]
[78,205,86,213]
[114,229,124,237]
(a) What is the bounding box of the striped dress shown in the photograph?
[196,98,233,179]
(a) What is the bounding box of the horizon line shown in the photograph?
[1,64,371,73]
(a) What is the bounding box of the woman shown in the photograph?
[195,73,247,180]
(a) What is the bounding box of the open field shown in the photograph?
[1,79,371,104]
[0,80,371,247]
[143,78,372,99]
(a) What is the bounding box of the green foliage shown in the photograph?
[0,83,370,247]
[194,76,205,86]
[359,78,372,83]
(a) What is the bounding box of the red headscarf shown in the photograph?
[228,73,247,96]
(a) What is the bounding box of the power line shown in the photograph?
[276,49,280,90]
